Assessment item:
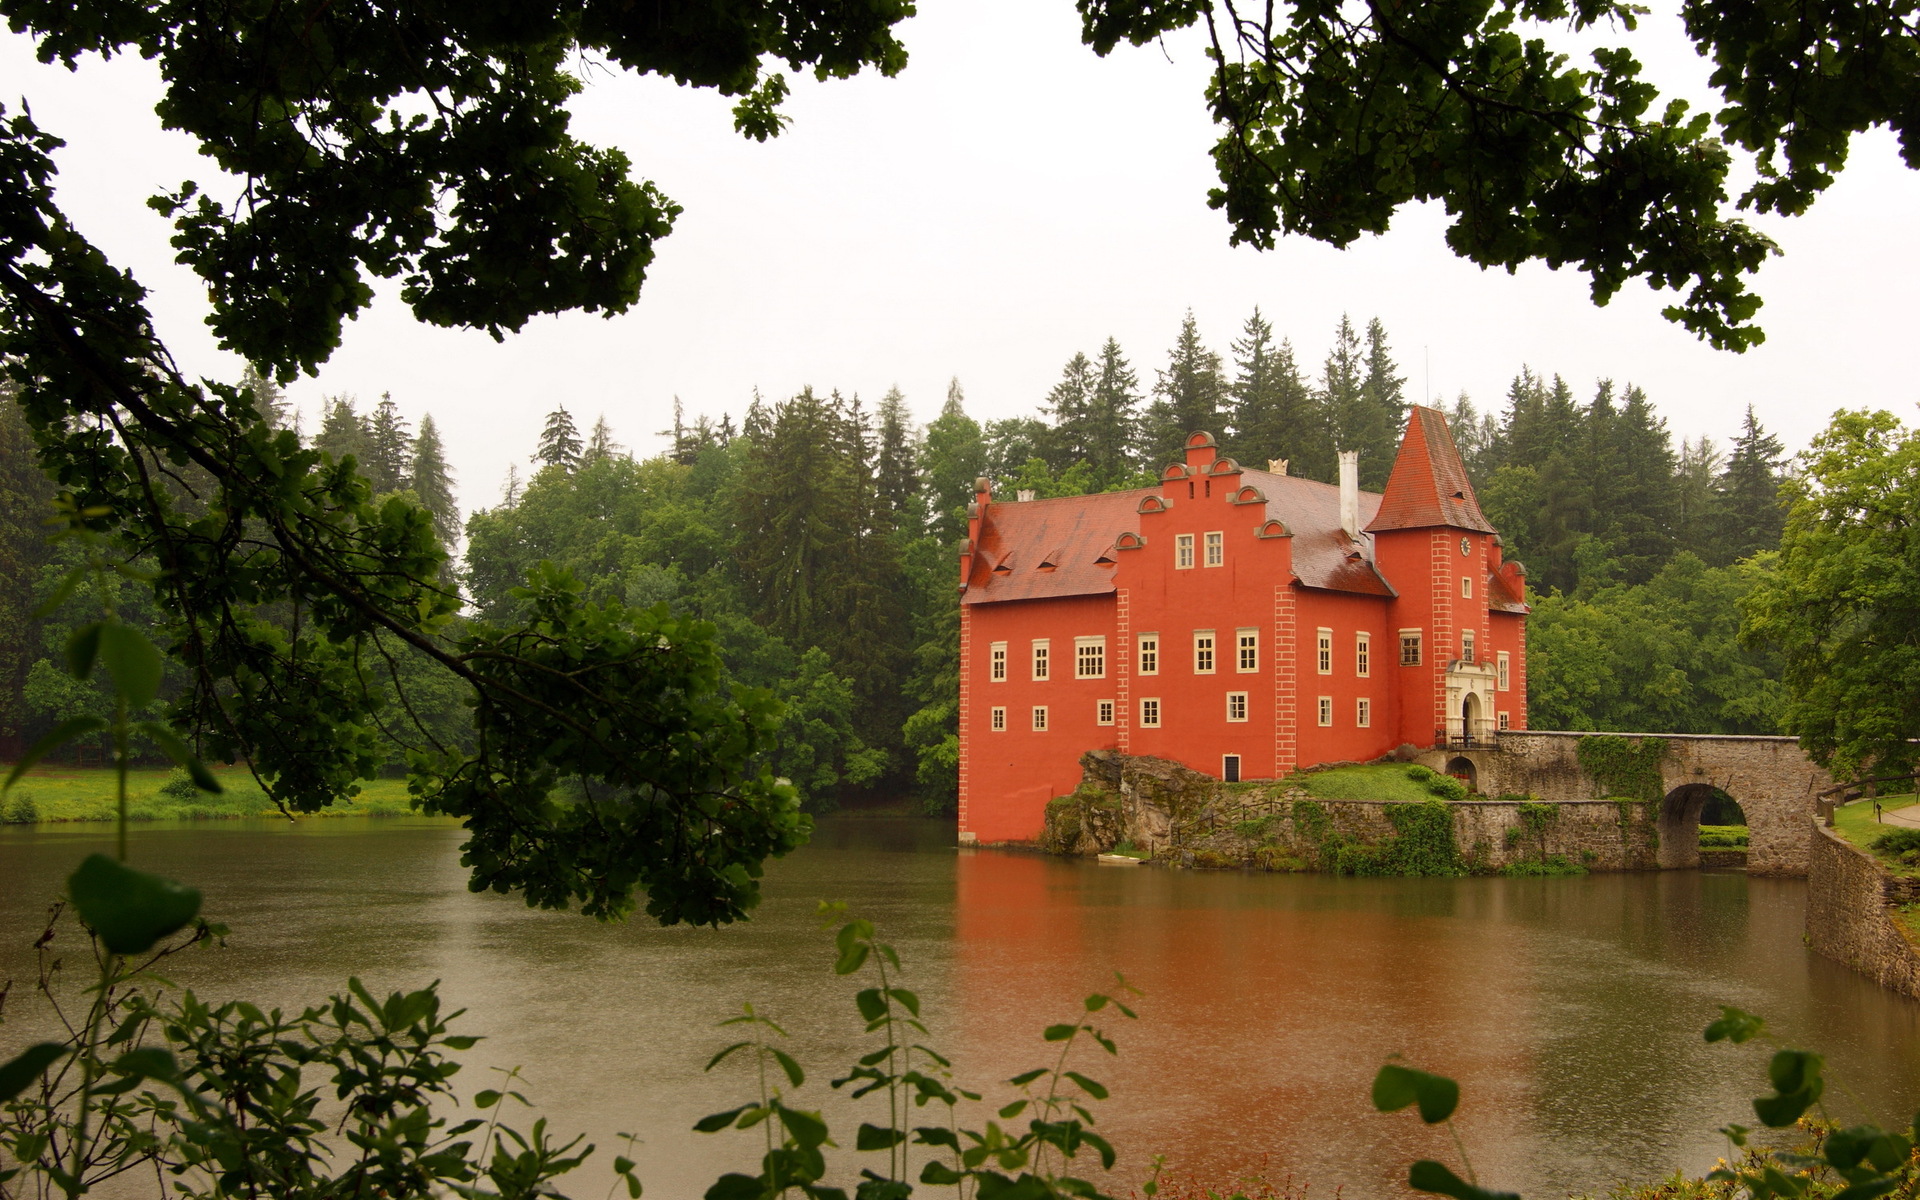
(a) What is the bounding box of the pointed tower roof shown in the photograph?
[1364,406,1495,534]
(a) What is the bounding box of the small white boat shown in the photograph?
[1097,853,1144,866]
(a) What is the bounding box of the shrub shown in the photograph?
[1406,764,1438,782]
[157,767,201,802]
[1699,825,1750,848]
[1500,854,1587,877]
[1870,827,1920,864]
[1,790,37,824]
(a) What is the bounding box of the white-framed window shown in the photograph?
[1497,650,1511,691]
[989,642,1007,682]
[1226,692,1248,722]
[990,706,1006,732]
[1236,629,1259,673]
[1462,576,1474,599]
[1175,534,1195,570]
[1075,637,1106,679]
[1138,634,1159,676]
[1317,696,1333,727]
[1461,630,1476,664]
[1400,629,1422,667]
[1139,698,1162,728]
[1498,710,1511,731]
[1357,698,1372,728]
[1032,706,1049,731]
[1193,630,1216,674]
[1316,628,1333,674]
[1356,633,1371,678]
[1204,531,1224,567]
[1096,699,1115,726]
[1032,639,1050,680]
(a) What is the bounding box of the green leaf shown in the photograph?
[5,717,107,791]
[705,1042,752,1072]
[1084,993,1108,1013]
[99,622,163,708]
[111,1047,177,1081]
[475,1089,502,1108]
[68,853,202,955]
[1063,1072,1108,1100]
[776,1103,829,1150]
[887,988,920,1017]
[1705,1006,1766,1043]
[857,1123,905,1151]
[1042,1024,1077,1042]
[771,1048,805,1088]
[694,1106,752,1133]
[1831,1178,1899,1200]
[855,988,887,1021]
[33,566,84,620]
[0,1043,66,1102]
[835,943,871,976]
[705,1173,766,1200]
[999,1100,1028,1119]
[1407,1160,1520,1200]
[1008,1069,1046,1087]
[1373,1064,1460,1124]
[136,723,223,792]
[65,622,102,679]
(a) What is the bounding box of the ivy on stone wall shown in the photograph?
[1292,799,1467,877]
[1577,735,1671,803]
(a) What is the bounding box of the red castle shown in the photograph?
[955,406,1529,843]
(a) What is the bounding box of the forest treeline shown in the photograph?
[0,312,1799,810]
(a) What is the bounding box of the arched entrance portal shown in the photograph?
[1461,693,1483,745]
[1444,756,1478,793]
[1658,783,1738,869]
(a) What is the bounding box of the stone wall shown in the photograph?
[1806,822,1920,1001]
[1044,751,1661,871]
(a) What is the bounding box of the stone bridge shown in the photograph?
[1418,731,1836,876]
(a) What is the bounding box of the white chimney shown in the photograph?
[1016,489,1036,503]
[1338,450,1359,540]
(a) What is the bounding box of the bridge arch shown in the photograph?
[1444,732,1834,876]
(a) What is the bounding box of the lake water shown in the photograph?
[3,817,1918,1199]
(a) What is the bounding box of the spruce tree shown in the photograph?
[875,386,922,521]
[922,378,986,539]
[1317,314,1367,483]
[364,392,412,493]
[1607,384,1679,582]
[584,414,621,464]
[1228,309,1322,476]
[410,414,460,551]
[1675,435,1725,561]
[1039,351,1096,473]
[1140,311,1228,467]
[1715,406,1788,562]
[1444,393,1498,480]
[241,363,291,430]
[1355,317,1407,488]
[535,405,583,469]
[314,395,369,465]
[1086,338,1141,489]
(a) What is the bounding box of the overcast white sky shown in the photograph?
[6,1,1918,518]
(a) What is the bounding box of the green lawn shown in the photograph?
[0,765,422,824]
[1833,793,1919,869]
[1292,764,1446,804]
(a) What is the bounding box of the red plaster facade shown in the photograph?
[956,407,1529,844]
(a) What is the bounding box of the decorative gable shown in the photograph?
[1208,457,1243,476]
[1230,485,1267,505]
[1115,531,1147,550]
[1256,519,1292,539]
[1137,494,1173,515]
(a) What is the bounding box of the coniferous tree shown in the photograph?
[1141,311,1228,467]
[314,396,369,465]
[922,378,987,540]
[535,406,583,469]
[1086,338,1142,488]
[1227,310,1322,476]
[0,388,54,737]
[1444,393,1498,480]
[1607,384,1680,583]
[1039,352,1096,474]
[1353,317,1408,488]
[584,414,621,464]
[241,364,291,430]
[1714,406,1788,563]
[364,392,412,493]
[499,463,523,507]
[875,386,922,522]
[1317,315,1367,483]
[1675,435,1725,561]
[410,414,460,551]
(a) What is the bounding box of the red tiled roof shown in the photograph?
[961,469,1393,604]
[962,490,1134,603]
[1487,568,1530,614]
[1365,406,1495,534]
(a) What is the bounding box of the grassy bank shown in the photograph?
[1833,794,1919,864]
[0,765,422,824]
